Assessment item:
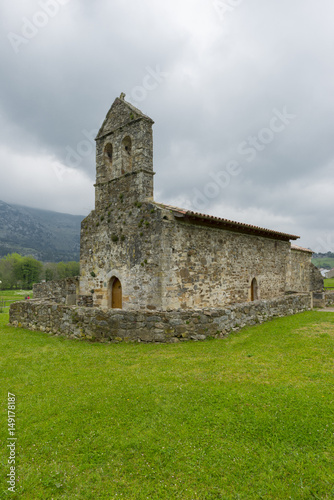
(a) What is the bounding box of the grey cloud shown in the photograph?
[0,0,333,250]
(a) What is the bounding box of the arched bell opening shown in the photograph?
[121,136,132,174]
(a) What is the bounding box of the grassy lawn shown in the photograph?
[0,291,33,314]
[0,290,32,300]
[1,311,334,499]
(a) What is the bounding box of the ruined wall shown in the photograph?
[310,263,324,291]
[286,248,323,292]
[159,215,290,310]
[33,277,79,305]
[10,294,312,344]
[312,291,334,308]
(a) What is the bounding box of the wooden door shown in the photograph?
[251,278,258,301]
[112,279,122,309]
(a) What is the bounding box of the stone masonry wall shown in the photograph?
[286,248,323,292]
[159,216,291,310]
[325,292,334,306]
[80,199,164,310]
[311,264,325,291]
[33,277,79,305]
[80,199,321,312]
[10,294,311,343]
[311,291,334,308]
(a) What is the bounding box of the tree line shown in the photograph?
[313,252,334,258]
[0,253,79,290]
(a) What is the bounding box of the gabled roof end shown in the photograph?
[96,94,154,140]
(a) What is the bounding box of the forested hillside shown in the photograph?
[0,201,84,262]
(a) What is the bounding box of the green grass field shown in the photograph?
[1,311,334,499]
[324,278,334,289]
[0,291,33,314]
[312,257,334,270]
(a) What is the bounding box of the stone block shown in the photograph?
[154,334,166,342]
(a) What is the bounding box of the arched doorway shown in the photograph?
[251,278,258,301]
[109,278,122,309]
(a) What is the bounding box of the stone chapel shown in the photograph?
[78,94,323,312]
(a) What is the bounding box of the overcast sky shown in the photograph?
[1,0,333,251]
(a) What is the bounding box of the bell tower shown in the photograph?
[94,94,155,209]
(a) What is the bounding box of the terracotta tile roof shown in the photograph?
[155,203,300,241]
[291,244,313,253]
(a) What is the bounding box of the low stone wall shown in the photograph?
[33,278,79,305]
[325,292,334,307]
[10,294,312,343]
[312,291,334,308]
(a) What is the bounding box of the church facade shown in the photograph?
[78,95,323,312]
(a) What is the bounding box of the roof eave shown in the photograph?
[171,210,299,241]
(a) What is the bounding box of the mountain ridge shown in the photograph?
[0,200,84,262]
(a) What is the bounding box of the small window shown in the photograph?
[251,278,258,301]
[121,136,132,173]
[104,143,113,165]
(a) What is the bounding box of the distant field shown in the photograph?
[0,290,32,313]
[324,278,334,289]
[312,257,334,269]
[1,311,334,499]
